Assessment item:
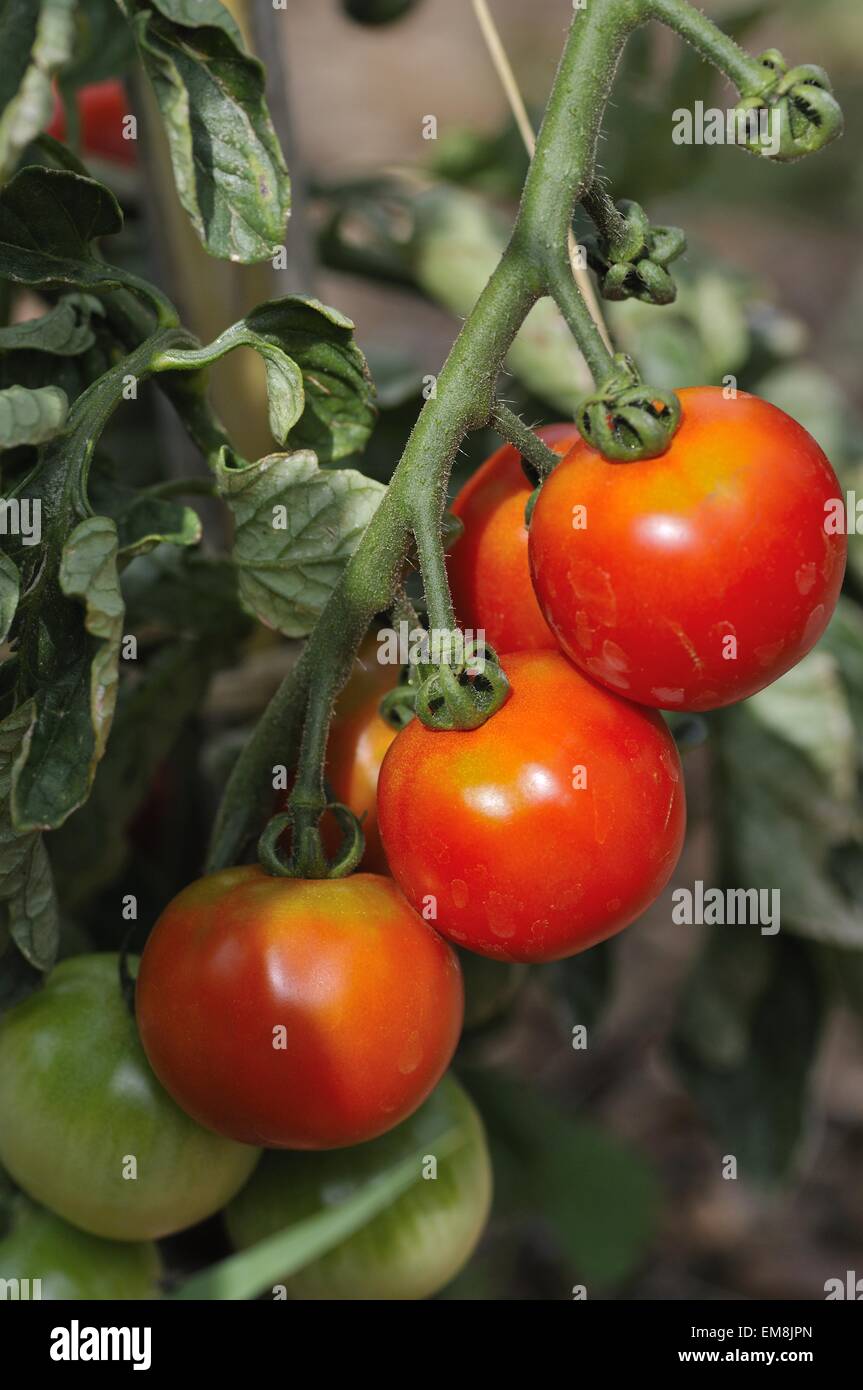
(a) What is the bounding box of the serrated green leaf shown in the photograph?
[0,554,19,646]
[156,296,376,461]
[671,931,824,1184]
[120,0,291,262]
[216,447,385,638]
[0,702,58,976]
[0,0,76,181]
[0,384,68,446]
[12,518,123,832]
[0,294,104,357]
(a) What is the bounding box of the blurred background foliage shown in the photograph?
[5,0,862,1299]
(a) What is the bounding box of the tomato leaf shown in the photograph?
[670,930,824,1185]
[118,0,291,263]
[0,293,105,357]
[171,1124,468,1300]
[0,384,68,447]
[0,703,59,978]
[59,0,137,88]
[12,518,124,833]
[89,469,202,560]
[0,555,19,648]
[51,621,240,907]
[0,0,76,180]
[215,447,385,638]
[462,1069,660,1289]
[712,605,863,949]
[0,167,172,326]
[156,296,377,462]
[0,166,121,283]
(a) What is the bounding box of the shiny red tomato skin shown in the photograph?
[46,80,135,166]
[448,425,578,652]
[528,388,847,712]
[136,868,464,1150]
[377,651,686,963]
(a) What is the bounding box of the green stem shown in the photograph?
[101,287,234,465]
[583,182,628,247]
[490,404,561,480]
[207,1,648,872]
[548,263,617,383]
[646,0,766,92]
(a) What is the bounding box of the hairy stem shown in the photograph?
[646,0,766,91]
[207,0,647,872]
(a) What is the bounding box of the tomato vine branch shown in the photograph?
[206,0,843,874]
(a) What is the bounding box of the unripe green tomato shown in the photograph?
[342,0,420,25]
[0,955,260,1241]
[0,1193,161,1300]
[459,949,529,1031]
[225,1076,492,1300]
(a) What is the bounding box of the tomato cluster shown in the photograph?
[0,386,843,1300]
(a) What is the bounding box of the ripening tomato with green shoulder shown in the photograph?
[378,650,685,963]
[448,425,578,652]
[136,868,463,1150]
[0,1190,162,1300]
[528,388,847,711]
[0,955,259,1241]
[225,1075,491,1301]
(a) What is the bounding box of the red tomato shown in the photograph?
[280,639,397,872]
[528,388,846,711]
[377,650,685,963]
[46,80,135,166]
[448,425,578,652]
[136,868,463,1149]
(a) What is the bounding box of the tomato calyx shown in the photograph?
[583,198,686,307]
[734,50,843,161]
[378,681,416,730]
[413,641,510,731]
[259,799,365,879]
[577,352,681,461]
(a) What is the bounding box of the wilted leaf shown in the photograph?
[13,517,123,831]
[0,702,59,976]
